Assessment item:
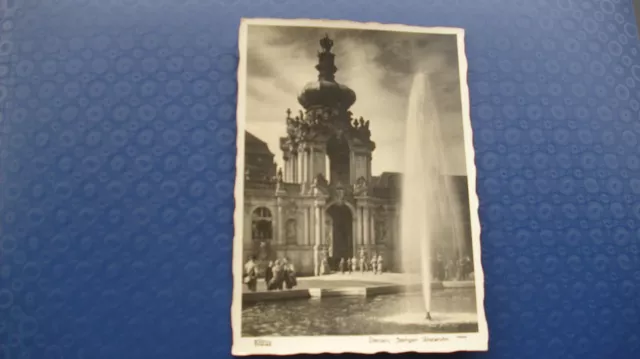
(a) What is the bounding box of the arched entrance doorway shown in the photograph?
[326,204,353,269]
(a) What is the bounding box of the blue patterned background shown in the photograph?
[0,0,639,358]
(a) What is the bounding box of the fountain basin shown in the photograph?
[242,280,476,303]
[242,289,478,337]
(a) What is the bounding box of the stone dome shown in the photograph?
[297,79,356,109]
[297,34,357,110]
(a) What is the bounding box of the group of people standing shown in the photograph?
[433,254,473,281]
[243,256,298,292]
[320,253,385,275]
[264,258,297,291]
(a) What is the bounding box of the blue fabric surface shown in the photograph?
[0,0,639,358]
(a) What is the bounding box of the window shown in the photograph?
[251,207,273,241]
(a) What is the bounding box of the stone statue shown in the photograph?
[363,120,371,138]
[313,173,328,188]
[286,109,294,125]
[301,121,310,133]
[354,176,368,195]
[285,200,298,217]
[286,219,297,244]
[320,34,333,52]
[276,168,283,183]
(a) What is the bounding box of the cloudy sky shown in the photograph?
[243,24,467,176]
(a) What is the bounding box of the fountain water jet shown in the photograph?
[399,72,463,321]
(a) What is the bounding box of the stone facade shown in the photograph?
[242,35,472,276]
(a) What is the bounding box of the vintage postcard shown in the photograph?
[232,18,487,355]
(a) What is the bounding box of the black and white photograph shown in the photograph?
[232,18,487,355]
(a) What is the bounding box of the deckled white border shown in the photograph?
[231,17,487,356]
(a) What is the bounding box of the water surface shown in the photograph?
[242,288,478,337]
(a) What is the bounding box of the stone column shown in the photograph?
[356,206,362,246]
[320,209,325,246]
[307,147,315,183]
[314,203,322,276]
[290,154,296,183]
[349,151,355,184]
[318,151,326,180]
[307,207,313,246]
[303,148,308,185]
[299,151,304,185]
[352,214,358,256]
[370,209,376,246]
[295,153,300,183]
[363,206,370,247]
[296,151,304,183]
[303,208,311,245]
[284,158,289,182]
[277,201,284,245]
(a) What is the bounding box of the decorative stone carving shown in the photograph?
[285,199,299,217]
[275,167,285,194]
[374,206,388,243]
[334,181,346,205]
[285,219,297,244]
[354,176,369,196]
[312,173,330,196]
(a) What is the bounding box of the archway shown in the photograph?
[326,204,353,268]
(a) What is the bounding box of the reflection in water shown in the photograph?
[242,289,478,337]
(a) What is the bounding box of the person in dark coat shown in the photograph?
[269,260,284,290]
[264,261,274,291]
[284,260,297,289]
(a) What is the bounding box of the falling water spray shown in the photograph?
[399,72,451,320]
